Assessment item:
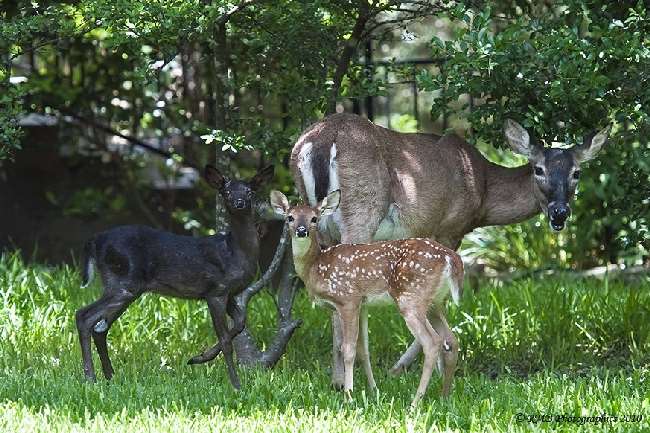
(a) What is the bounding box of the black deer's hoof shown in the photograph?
[187,356,202,365]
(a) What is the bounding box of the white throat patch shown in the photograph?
[291,236,312,258]
[291,236,313,276]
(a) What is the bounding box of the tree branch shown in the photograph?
[187,222,301,367]
[236,221,289,308]
[326,1,371,114]
[61,109,200,169]
[215,0,267,26]
[361,2,449,40]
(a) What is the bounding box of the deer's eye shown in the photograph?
[534,166,545,176]
[311,216,317,224]
[573,170,581,180]
[287,215,294,222]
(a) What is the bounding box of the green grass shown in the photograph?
[0,251,648,432]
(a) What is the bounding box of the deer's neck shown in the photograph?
[229,212,259,261]
[291,235,321,283]
[480,162,541,227]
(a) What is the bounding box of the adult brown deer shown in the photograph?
[270,189,463,406]
[290,113,611,387]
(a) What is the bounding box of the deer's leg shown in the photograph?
[428,307,458,397]
[75,290,133,381]
[357,305,377,391]
[330,226,378,390]
[389,340,421,376]
[401,308,442,407]
[331,310,345,390]
[187,342,222,365]
[90,290,138,379]
[337,302,361,398]
[205,295,241,390]
[388,308,459,377]
[226,295,247,340]
[75,297,106,382]
[187,295,249,365]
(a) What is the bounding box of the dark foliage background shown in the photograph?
[1,0,648,269]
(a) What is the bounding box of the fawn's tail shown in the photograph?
[446,254,464,306]
[80,238,96,288]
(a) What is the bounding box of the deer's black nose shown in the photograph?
[551,205,570,220]
[235,199,246,209]
[548,203,571,231]
[296,226,308,238]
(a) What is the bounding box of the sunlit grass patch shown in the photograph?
[0,252,648,432]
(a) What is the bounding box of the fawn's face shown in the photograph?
[504,119,611,231]
[204,165,274,215]
[270,190,340,241]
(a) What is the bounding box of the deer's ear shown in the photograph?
[250,165,274,190]
[319,190,340,216]
[269,190,290,217]
[504,119,539,158]
[574,125,611,163]
[204,165,226,189]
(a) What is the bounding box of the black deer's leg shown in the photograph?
[227,296,246,340]
[187,295,247,365]
[188,342,223,365]
[76,298,105,381]
[91,290,138,379]
[76,290,138,381]
[205,294,241,389]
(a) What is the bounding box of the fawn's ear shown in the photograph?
[250,165,275,190]
[269,190,290,217]
[319,190,340,216]
[204,165,227,190]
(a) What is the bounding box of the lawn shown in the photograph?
[0,252,648,432]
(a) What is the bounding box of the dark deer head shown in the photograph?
[204,165,274,214]
[504,119,611,231]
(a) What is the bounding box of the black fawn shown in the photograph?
[270,189,463,406]
[75,164,274,389]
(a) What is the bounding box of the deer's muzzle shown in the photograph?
[548,202,571,231]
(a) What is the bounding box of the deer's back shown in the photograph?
[92,225,240,298]
[309,238,460,307]
[291,113,489,247]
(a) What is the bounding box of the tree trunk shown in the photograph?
[326,3,370,114]
[208,21,300,366]
[211,22,230,231]
[188,223,302,367]
[233,249,302,367]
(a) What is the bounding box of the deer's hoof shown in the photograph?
[230,376,242,391]
[187,355,204,365]
[331,377,345,391]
